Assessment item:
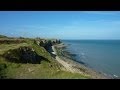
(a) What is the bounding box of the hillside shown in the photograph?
[0,36,89,79]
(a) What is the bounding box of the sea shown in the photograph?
[62,40,120,78]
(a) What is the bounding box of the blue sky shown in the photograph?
[0,11,120,40]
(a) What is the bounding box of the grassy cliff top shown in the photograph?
[0,36,89,79]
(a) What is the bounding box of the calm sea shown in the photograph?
[62,40,120,78]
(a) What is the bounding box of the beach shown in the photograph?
[51,43,110,79]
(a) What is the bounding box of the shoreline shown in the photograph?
[51,43,111,79]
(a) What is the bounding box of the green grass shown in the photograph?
[0,43,29,55]
[0,56,89,79]
[0,38,90,79]
[1,61,89,79]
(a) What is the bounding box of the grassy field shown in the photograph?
[0,37,90,79]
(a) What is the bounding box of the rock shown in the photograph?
[39,41,44,46]
[34,39,61,51]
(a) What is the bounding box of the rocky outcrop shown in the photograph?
[3,46,48,64]
[50,39,61,45]
[34,39,61,50]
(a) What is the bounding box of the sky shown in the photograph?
[0,11,120,40]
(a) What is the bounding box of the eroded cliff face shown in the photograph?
[1,38,61,64]
[34,39,61,50]
[2,46,48,64]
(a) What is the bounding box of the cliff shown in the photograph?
[34,38,61,50]
[0,36,89,79]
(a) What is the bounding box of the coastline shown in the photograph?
[51,43,111,79]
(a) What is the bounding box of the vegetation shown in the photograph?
[0,35,7,38]
[0,35,89,79]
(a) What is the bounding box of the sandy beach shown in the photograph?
[51,44,110,79]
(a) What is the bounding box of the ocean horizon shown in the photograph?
[62,40,120,78]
